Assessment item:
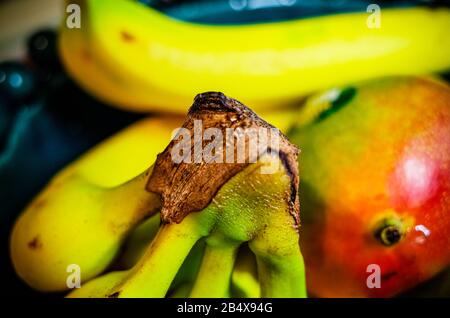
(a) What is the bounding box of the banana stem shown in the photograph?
[248,205,307,299]
[113,211,213,298]
[253,250,307,298]
[104,167,160,227]
[189,241,239,298]
[231,246,260,298]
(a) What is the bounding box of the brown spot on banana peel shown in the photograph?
[146,92,300,227]
[80,49,91,62]
[28,236,42,250]
[120,31,135,43]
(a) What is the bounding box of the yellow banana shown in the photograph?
[10,116,181,292]
[11,169,158,292]
[59,0,450,113]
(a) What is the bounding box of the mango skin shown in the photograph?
[290,77,450,297]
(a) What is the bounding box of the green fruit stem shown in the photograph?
[254,252,307,298]
[105,167,160,225]
[170,240,206,289]
[69,93,306,298]
[190,239,240,298]
[110,210,215,298]
[231,247,260,298]
[117,212,162,269]
[249,219,307,298]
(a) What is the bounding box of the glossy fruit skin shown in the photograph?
[289,77,450,297]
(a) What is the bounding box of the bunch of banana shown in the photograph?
[10,116,182,291]
[59,0,450,113]
[10,92,305,298]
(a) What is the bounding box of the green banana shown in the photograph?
[119,229,207,295]
[60,0,450,113]
[68,92,306,298]
[115,213,161,270]
[117,212,260,298]
[67,210,209,298]
[231,245,260,298]
[189,235,239,298]
[68,154,304,298]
